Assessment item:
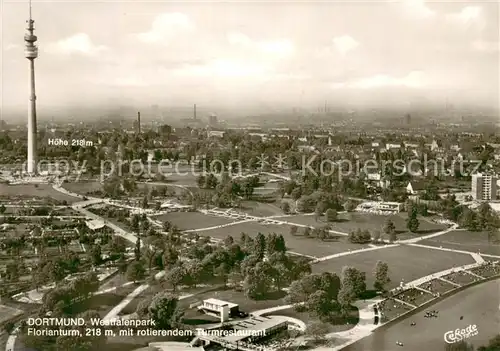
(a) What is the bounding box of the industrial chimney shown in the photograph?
[137,111,141,133]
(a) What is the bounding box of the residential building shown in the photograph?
[471,173,498,201]
[406,181,426,195]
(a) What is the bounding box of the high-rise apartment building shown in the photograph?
[471,173,498,201]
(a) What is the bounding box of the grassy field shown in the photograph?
[154,212,237,230]
[238,200,284,217]
[344,278,500,351]
[275,213,332,227]
[62,180,102,194]
[0,184,80,203]
[330,213,446,239]
[312,245,476,290]
[274,212,447,240]
[71,283,140,318]
[419,230,500,256]
[196,221,371,257]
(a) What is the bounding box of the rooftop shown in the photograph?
[203,298,238,309]
[85,219,105,230]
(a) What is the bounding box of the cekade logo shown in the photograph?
[444,324,479,343]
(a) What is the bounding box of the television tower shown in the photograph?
[25,0,38,174]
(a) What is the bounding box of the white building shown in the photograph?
[471,173,498,201]
[198,298,239,322]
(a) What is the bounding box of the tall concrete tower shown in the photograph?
[137,111,141,133]
[25,0,38,174]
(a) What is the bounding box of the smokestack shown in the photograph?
[137,111,141,133]
[194,104,197,120]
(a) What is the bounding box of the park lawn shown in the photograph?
[419,230,500,256]
[272,212,447,240]
[327,212,446,239]
[154,212,237,230]
[70,283,140,318]
[197,222,370,258]
[62,180,103,194]
[238,200,284,217]
[119,283,218,316]
[0,184,80,204]
[311,245,475,290]
[274,213,333,227]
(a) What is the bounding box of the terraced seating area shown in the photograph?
[441,270,478,286]
[469,261,500,278]
[395,288,434,307]
[378,298,413,322]
[417,278,455,296]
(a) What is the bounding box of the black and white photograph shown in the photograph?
[0,0,499,350]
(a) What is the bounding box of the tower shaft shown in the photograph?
[27,58,37,173]
[25,0,38,174]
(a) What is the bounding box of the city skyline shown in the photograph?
[1,0,499,112]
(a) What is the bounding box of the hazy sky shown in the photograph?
[1,0,498,112]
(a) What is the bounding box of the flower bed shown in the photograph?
[394,288,434,307]
[417,278,456,295]
[468,261,500,278]
[441,270,478,286]
[378,298,413,322]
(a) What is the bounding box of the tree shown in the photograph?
[306,290,337,319]
[326,209,338,222]
[406,206,420,233]
[165,266,185,292]
[339,266,365,314]
[344,200,356,212]
[90,245,102,266]
[383,218,396,236]
[110,236,126,259]
[244,263,273,300]
[306,322,329,344]
[134,237,141,261]
[224,235,234,246]
[215,263,230,287]
[374,261,390,291]
[477,334,500,351]
[0,204,6,214]
[337,284,355,316]
[281,201,291,214]
[136,297,152,318]
[303,227,311,237]
[148,292,181,329]
[253,233,266,258]
[266,233,286,254]
[126,261,146,283]
[291,187,302,201]
[163,246,179,269]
